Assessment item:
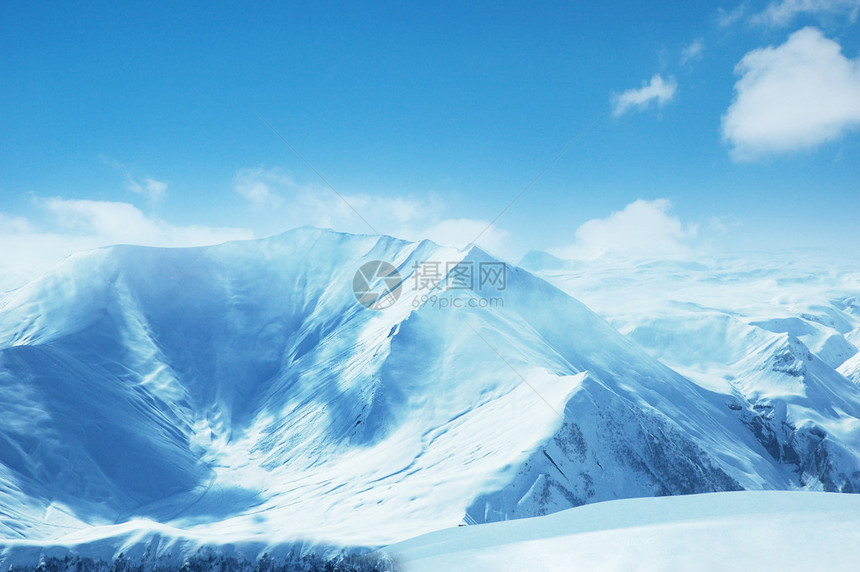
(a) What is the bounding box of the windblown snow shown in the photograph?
[0,229,858,569]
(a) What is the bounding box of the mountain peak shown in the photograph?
[3,228,860,560]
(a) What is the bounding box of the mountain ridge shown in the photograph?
[1,228,859,563]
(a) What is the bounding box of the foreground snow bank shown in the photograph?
[384,490,860,571]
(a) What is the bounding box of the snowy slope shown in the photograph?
[523,251,860,494]
[386,490,860,572]
[0,231,859,568]
[839,351,860,385]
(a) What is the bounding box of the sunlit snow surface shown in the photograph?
[386,490,860,571]
[523,250,860,477]
[0,230,858,568]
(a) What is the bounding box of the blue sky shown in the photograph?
[1,1,859,277]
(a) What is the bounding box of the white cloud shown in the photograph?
[42,198,250,246]
[233,167,288,207]
[0,199,252,290]
[721,27,860,159]
[1,167,515,290]
[681,39,706,66]
[232,166,422,227]
[229,166,511,256]
[611,75,678,117]
[751,0,860,27]
[410,218,510,256]
[100,155,168,201]
[717,4,749,27]
[126,177,168,201]
[311,192,510,256]
[0,213,32,234]
[550,199,698,261]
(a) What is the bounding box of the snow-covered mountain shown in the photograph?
[1,230,859,568]
[522,251,860,491]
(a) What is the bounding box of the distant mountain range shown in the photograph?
[1,229,858,568]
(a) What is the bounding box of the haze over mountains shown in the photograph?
[1,228,858,568]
